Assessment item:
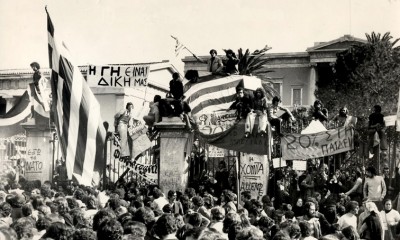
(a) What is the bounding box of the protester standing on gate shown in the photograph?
[114,102,135,160]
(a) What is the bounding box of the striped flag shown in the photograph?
[46,10,106,186]
[171,35,186,57]
[184,75,263,116]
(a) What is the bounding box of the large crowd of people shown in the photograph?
[0,58,397,240]
[0,164,400,240]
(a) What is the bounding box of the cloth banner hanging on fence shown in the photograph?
[87,65,150,88]
[239,153,269,201]
[281,126,354,160]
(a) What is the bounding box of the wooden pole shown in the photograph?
[236,152,241,210]
[103,122,109,190]
[390,131,397,189]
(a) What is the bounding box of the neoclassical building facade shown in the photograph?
[182,35,366,108]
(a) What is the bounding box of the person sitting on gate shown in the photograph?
[223,49,239,75]
[143,95,162,134]
[312,100,329,124]
[191,49,225,76]
[228,87,253,121]
[168,72,194,131]
[368,105,388,151]
[244,87,270,138]
[332,107,357,128]
[267,96,295,136]
[114,102,135,159]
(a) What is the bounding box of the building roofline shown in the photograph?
[306,35,367,52]
[0,60,172,76]
[182,52,309,62]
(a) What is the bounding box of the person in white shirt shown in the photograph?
[364,166,386,210]
[380,199,400,240]
[337,201,359,230]
[153,188,169,211]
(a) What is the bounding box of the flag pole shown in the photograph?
[103,122,109,190]
[236,151,241,210]
[170,35,205,63]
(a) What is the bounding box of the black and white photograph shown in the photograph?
[0,0,400,239]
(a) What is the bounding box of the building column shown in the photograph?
[155,117,193,195]
[309,63,317,105]
[21,118,53,183]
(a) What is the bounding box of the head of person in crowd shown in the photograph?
[258,215,275,238]
[21,204,32,217]
[31,188,41,197]
[365,166,377,178]
[352,170,362,181]
[10,217,35,239]
[337,205,346,217]
[198,228,225,240]
[183,227,204,240]
[345,201,359,215]
[167,190,177,203]
[122,220,147,239]
[223,212,241,233]
[272,96,282,107]
[339,107,349,117]
[314,100,323,110]
[191,196,204,209]
[92,208,116,231]
[72,228,97,240]
[324,200,337,223]
[341,225,359,240]
[283,221,301,239]
[273,210,286,224]
[97,218,124,240]
[211,206,225,222]
[0,202,12,218]
[11,194,26,208]
[184,188,196,200]
[254,87,265,100]
[235,225,264,240]
[30,62,40,71]
[172,72,180,81]
[36,216,51,232]
[235,87,245,100]
[153,213,178,239]
[225,49,236,59]
[248,206,261,226]
[304,201,316,218]
[133,207,155,230]
[383,198,393,213]
[42,222,73,240]
[240,191,251,206]
[299,220,313,239]
[373,104,382,113]
[237,208,248,218]
[187,212,202,228]
[210,49,217,58]
[221,190,235,204]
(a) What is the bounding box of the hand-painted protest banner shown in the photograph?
[111,126,156,183]
[281,126,354,160]
[240,153,269,200]
[208,145,225,158]
[87,65,150,88]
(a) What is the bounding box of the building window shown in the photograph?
[5,81,10,90]
[0,97,6,115]
[291,88,303,106]
[19,80,27,89]
[270,81,283,97]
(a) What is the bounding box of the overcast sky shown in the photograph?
[0,0,399,72]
